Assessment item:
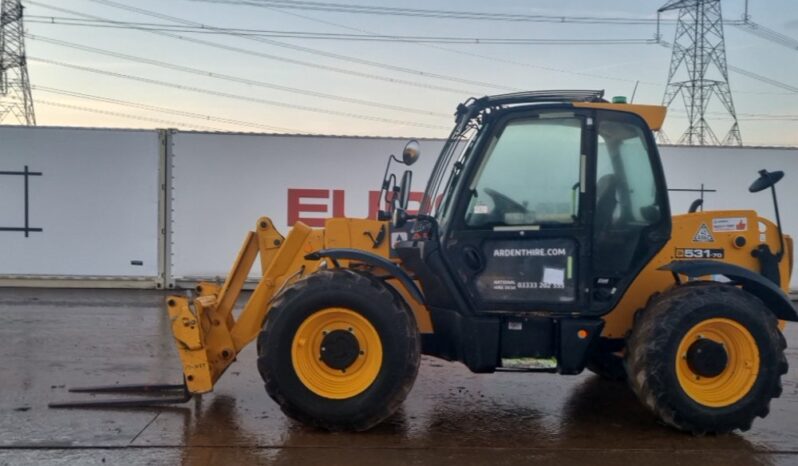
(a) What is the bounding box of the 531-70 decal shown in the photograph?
[675,248,725,259]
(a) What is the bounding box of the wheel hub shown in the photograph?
[675,317,760,407]
[686,338,728,378]
[291,307,383,399]
[320,329,360,371]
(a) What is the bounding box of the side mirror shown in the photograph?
[399,170,412,209]
[402,140,420,166]
[749,169,784,193]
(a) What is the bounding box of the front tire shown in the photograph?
[257,269,420,431]
[626,283,788,434]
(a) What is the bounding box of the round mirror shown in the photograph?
[749,169,784,193]
[402,140,420,166]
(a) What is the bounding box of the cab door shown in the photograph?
[442,109,592,313]
[440,108,670,315]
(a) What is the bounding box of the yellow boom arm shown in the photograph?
[167,217,325,393]
[166,216,411,394]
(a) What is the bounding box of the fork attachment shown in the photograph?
[48,382,191,408]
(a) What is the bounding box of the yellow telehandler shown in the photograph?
[52,90,795,434]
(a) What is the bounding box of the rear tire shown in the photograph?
[257,269,420,431]
[625,283,787,434]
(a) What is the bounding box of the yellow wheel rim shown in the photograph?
[291,308,383,399]
[676,318,760,408]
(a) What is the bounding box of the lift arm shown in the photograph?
[167,217,323,393]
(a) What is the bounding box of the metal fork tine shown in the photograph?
[67,383,186,394]
[49,381,192,409]
[49,393,191,409]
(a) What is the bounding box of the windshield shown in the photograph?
[419,125,478,219]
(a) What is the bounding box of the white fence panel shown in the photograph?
[169,132,443,281]
[169,132,798,287]
[0,126,161,279]
[2,125,795,289]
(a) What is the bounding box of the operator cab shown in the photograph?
[393,91,671,370]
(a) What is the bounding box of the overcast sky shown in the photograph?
[16,0,798,145]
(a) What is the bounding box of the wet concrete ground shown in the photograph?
[0,288,796,465]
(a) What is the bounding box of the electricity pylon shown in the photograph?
[0,0,35,125]
[659,0,741,145]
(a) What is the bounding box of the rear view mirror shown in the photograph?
[402,140,420,166]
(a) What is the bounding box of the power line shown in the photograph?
[727,65,798,93]
[201,0,797,52]
[193,0,673,25]
[194,0,798,54]
[200,0,798,54]
[31,0,657,96]
[733,20,798,51]
[58,0,788,99]
[81,0,519,92]
[24,16,658,45]
[264,3,798,97]
[225,0,798,95]
[269,4,664,88]
[26,0,489,95]
[29,98,225,131]
[658,41,798,94]
[32,85,305,132]
[26,34,450,118]
[80,0,798,97]
[28,56,451,130]
[25,2,794,137]
[670,109,798,121]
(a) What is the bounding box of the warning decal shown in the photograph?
[712,217,747,232]
[693,223,715,243]
[390,232,408,247]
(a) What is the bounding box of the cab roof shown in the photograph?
[456,90,667,131]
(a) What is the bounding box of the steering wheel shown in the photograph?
[483,187,527,213]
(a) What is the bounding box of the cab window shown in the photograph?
[594,114,663,273]
[465,115,583,228]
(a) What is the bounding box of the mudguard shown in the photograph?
[660,260,798,322]
[305,248,425,305]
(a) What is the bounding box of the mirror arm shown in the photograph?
[380,155,400,190]
[377,156,401,220]
[688,198,703,213]
[770,185,785,260]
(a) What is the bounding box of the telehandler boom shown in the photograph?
[52,90,796,434]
